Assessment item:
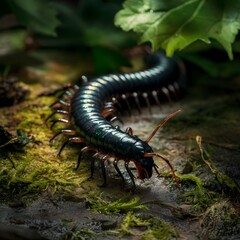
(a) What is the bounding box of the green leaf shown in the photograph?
[7,0,60,36]
[115,0,240,59]
[115,0,162,33]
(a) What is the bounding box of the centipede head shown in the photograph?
[133,110,181,184]
[131,140,155,180]
[135,156,154,179]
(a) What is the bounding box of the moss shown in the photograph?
[215,171,240,194]
[141,217,178,240]
[178,174,216,212]
[119,213,178,239]
[0,146,89,196]
[0,88,95,199]
[87,194,148,215]
[120,212,150,235]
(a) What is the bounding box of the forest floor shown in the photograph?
[0,51,239,240]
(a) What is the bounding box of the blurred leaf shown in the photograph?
[39,0,136,48]
[182,52,240,78]
[0,30,26,56]
[7,0,60,36]
[92,46,131,75]
[0,30,42,66]
[0,1,11,18]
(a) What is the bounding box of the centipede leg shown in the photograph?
[125,161,136,189]
[38,83,74,97]
[142,92,152,114]
[100,159,107,187]
[46,110,70,125]
[109,116,123,125]
[89,158,95,179]
[81,75,88,83]
[152,90,161,108]
[153,163,160,176]
[126,127,133,135]
[88,152,101,179]
[121,94,132,116]
[113,159,125,184]
[76,146,96,170]
[50,129,76,143]
[50,99,71,111]
[102,108,116,118]
[168,84,178,100]
[133,92,141,114]
[162,87,173,105]
[50,118,70,130]
[58,137,84,157]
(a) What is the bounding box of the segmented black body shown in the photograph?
[49,52,184,187]
[73,53,180,153]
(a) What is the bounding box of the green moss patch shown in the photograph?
[120,212,178,239]
[87,194,148,215]
[0,95,90,199]
[178,174,217,212]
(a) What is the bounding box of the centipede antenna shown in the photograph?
[145,109,181,143]
[144,152,179,186]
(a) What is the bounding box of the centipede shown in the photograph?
[47,51,185,188]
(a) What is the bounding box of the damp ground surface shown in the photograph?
[0,54,240,240]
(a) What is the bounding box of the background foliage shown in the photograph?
[1,0,240,77]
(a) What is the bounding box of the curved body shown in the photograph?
[50,52,184,186]
[71,52,181,160]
